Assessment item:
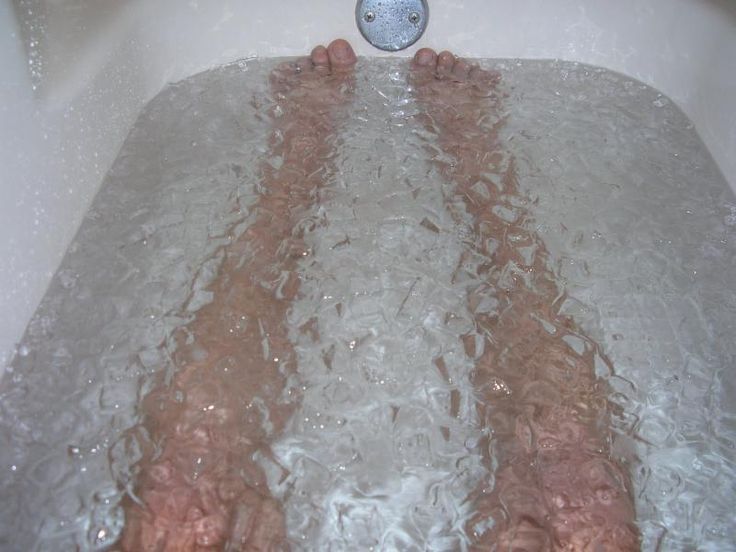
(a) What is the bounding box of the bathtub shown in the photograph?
[1,1,736,550]
[1,0,735,371]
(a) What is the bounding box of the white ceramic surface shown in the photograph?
[1,0,735,370]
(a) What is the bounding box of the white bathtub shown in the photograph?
[1,0,734,375]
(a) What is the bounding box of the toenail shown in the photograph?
[327,39,357,67]
[437,51,456,69]
[414,48,437,66]
[311,46,329,66]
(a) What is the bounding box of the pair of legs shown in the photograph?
[119,40,638,550]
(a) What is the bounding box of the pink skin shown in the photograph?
[410,48,639,551]
[117,39,637,551]
[117,39,356,552]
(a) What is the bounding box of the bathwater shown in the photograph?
[0,57,734,551]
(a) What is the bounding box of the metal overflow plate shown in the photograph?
[356,0,429,52]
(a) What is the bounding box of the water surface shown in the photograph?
[1,57,734,551]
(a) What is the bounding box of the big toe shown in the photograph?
[327,39,357,69]
[413,48,438,68]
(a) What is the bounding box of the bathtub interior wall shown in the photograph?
[1,0,735,371]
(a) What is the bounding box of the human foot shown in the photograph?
[270,39,357,107]
[410,48,499,97]
[408,48,504,185]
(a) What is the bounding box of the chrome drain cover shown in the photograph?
[356,0,429,52]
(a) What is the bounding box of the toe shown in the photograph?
[437,50,456,76]
[452,59,472,81]
[468,66,483,81]
[311,45,329,68]
[469,66,501,91]
[296,57,313,74]
[413,48,438,68]
[327,39,357,70]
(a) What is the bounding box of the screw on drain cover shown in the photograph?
[356,0,429,52]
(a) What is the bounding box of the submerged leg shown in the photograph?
[118,39,357,551]
[410,49,639,551]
